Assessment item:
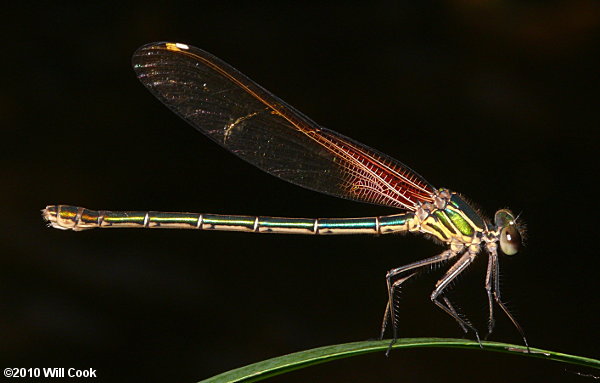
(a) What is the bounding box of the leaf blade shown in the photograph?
[198,338,600,383]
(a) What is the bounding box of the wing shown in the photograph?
[132,42,435,210]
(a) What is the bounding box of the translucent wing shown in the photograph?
[132,42,435,210]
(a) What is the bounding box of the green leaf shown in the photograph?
[198,338,599,383]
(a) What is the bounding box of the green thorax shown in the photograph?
[419,190,487,244]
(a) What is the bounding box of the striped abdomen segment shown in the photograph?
[43,205,413,235]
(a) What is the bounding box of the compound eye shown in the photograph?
[500,225,521,255]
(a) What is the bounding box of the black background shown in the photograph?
[2,1,599,382]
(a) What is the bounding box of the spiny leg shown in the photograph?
[430,251,481,345]
[382,272,417,356]
[489,248,530,350]
[443,297,468,333]
[380,250,457,346]
[381,273,417,341]
[435,295,479,343]
[484,251,495,338]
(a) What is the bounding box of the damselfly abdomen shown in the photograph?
[43,42,528,351]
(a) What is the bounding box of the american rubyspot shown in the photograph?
[43,42,528,350]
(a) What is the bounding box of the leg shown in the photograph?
[382,272,418,356]
[380,250,457,343]
[381,273,417,340]
[484,252,495,338]
[443,297,468,333]
[489,249,530,350]
[430,251,481,344]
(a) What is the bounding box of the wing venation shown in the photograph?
[132,42,435,210]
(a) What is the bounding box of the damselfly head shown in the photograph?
[494,209,522,256]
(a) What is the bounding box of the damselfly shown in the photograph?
[43,42,528,350]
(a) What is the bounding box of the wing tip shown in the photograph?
[132,41,190,68]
